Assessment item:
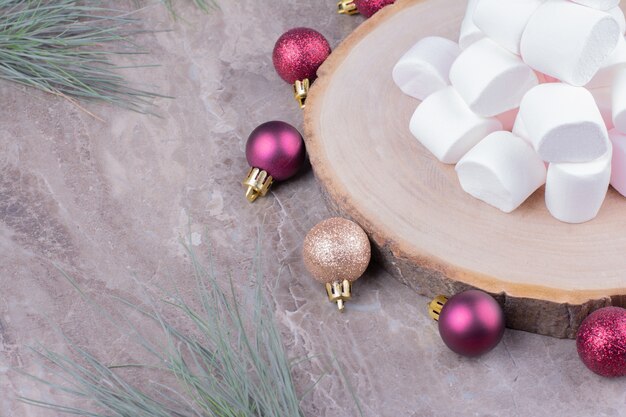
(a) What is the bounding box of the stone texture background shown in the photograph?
[0,1,625,416]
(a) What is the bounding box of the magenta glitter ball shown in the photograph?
[354,0,395,18]
[272,28,331,84]
[438,290,505,357]
[245,121,306,181]
[576,307,626,377]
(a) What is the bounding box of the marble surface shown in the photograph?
[0,1,625,416]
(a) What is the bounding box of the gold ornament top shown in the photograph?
[428,295,448,321]
[326,279,352,311]
[242,167,273,203]
[302,217,371,284]
[293,79,309,109]
[337,0,359,15]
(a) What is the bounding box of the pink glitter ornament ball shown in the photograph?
[272,28,331,84]
[245,121,306,181]
[437,290,505,357]
[354,0,395,18]
[576,307,626,378]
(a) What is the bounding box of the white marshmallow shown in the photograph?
[586,36,626,89]
[392,37,461,101]
[518,83,610,162]
[612,68,626,133]
[450,38,538,117]
[570,0,619,11]
[520,0,620,86]
[589,86,615,129]
[512,114,530,140]
[473,0,546,55]
[545,145,612,223]
[459,0,485,49]
[456,131,547,213]
[410,86,502,164]
[609,129,626,196]
[608,7,626,34]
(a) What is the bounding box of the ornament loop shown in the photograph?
[337,0,359,15]
[242,167,273,203]
[293,79,310,109]
[325,279,352,311]
[428,295,448,321]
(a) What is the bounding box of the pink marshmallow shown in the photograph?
[496,108,520,132]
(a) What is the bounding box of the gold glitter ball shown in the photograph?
[303,217,371,284]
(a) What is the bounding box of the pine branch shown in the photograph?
[160,0,218,14]
[0,0,166,113]
[19,240,308,417]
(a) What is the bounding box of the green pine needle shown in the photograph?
[0,0,166,113]
[160,0,218,14]
[19,239,308,417]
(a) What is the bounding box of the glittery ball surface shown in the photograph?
[272,28,331,84]
[354,0,395,18]
[576,307,626,377]
[302,217,371,284]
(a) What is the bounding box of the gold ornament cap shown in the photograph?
[337,0,359,15]
[242,167,273,203]
[428,295,449,321]
[325,279,352,312]
[293,79,310,109]
[303,217,371,311]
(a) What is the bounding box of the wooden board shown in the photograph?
[303,0,626,338]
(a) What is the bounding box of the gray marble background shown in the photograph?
[0,1,625,416]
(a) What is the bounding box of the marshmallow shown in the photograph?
[612,68,626,132]
[496,108,519,132]
[456,131,547,213]
[608,7,626,34]
[459,0,485,49]
[392,37,461,101]
[538,72,560,83]
[410,86,502,164]
[589,86,615,129]
[520,0,620,86]
[609,129,626,196]
[473,0,546,55]
[512,114,530,140]
[586,36,626,89]
[545,145,612,223]
[518,83,610,162]
[450,38,538,117]
[570,0,619,11]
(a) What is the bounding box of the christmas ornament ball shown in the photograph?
[438,290,505,357]
[355,0,395,18]
[272,28,331,84]
[303,217,371,284]
[576,306,626,377]
[245,121,306,181]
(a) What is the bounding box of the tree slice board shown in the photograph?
[303,0,626,338]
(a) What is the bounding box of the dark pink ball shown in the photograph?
[576,307,626,378]
[245,121,306,181]
[272,28,331,84]
[354,0,395,18]
[438,290,505,357]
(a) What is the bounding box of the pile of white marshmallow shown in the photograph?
[393,0,626,223]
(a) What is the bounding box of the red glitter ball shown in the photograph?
[272,28,331,84]
[576,307,626,378]
[354,0,395,18]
